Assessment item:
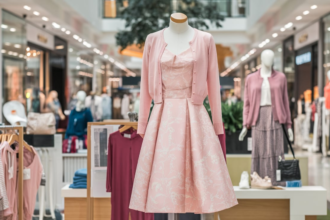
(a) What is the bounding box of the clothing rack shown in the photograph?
[0,126,24,220]
[87,120,138,220]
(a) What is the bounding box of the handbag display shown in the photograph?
[276,124,301,182]
[27,112,56,134]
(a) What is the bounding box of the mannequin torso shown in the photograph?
[163,19,195,55]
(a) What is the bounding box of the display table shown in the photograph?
[62,185,327,220]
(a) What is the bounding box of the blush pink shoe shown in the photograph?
[251,172,273,189]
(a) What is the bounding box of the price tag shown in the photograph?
[248,137,252,151]
[276,170,281,181]
[23,168,31,180]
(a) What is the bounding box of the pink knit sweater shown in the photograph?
[243,69,292,128]
[138,28,223,135]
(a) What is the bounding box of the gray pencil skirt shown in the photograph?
[251,106,285,186]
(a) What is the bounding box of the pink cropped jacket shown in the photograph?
[138,28,224,135]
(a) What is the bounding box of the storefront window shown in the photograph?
[67,46,93,110]
[323,13,330,86]
[272,43,283,72]
[2,10,27,106]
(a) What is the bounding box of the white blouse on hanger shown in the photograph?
[260,76,272,106]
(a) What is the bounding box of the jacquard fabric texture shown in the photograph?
[130,48,237,213]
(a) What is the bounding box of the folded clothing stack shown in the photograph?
[69,168,87,189]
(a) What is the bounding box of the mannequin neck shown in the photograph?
[76,101,85,112]
[168,20,190,34]
[260,64,272,77]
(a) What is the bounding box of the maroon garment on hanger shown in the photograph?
[106,129,154,220]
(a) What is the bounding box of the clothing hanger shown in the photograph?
[119,125,137,133]
[7,133,34,153]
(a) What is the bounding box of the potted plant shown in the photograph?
[204,98,251,154]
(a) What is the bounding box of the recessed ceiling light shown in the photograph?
[14,44,21,48]
[311,5,317,9]
[9,28,16,32]
[285,22,293,28]
[265,39,270,43]
[1,49,6,53]
[1,24,8,29]
[280,27,286,32]
[27,52,31,56]
[42,17,48,21]
[65,30,70,35]
[61,28,66,32]
[52,22,60,28]
[26,47,30,51]
[78,38,82,42]
[23,5,31,10]
[272,33,278,38]
[296,16,302,20]
[33,11,40,16]
[303,10,309,15]
[328,27,330,31]
[104,55,109,59]
[73,35,79,40]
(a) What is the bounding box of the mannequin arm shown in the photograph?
[288,128,293,142]
[238,127,247,141]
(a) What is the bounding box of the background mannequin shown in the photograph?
[163,13,195,55]
[76,91,86,112]
[239,49,293,141]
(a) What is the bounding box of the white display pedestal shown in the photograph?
[62,185,327,220]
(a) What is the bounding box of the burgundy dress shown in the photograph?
[106,130,154,220]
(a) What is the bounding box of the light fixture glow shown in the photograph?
[280,27,286,32]
[52,22,60,28]
[27,52,31,56]
[9,28,16,32]
[265,39,270,43]
[23,5,31,10]
[272,33,278,38]
[4,42,10,46]
[83,41,91,48]
[311,5,317,9]
[78,38,82,42]
[61,28,66,32]
[33,11,40,16]
[303,10,309,15]
[278,48,282,52]
[14,44,21,48]
[296,16,302,20]
[26,47,30,51]
[1,49,5,53]
[1,24,8,29]
[42,17,48,21]
[285,22,293,28]
[65,30,70,35]
[73,35,79,40]
[104,55,109,59]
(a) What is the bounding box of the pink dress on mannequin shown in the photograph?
[129,48,237,214]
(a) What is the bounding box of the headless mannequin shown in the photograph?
[163,13,195,55]
[239,50,293,141]
[140,13,194,139]
[76,91,86,112]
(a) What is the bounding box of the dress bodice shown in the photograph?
[161,48,193,99]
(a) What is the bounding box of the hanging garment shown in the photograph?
[130,49,237,213]
[2,142,43,219]
[85,95,103,121]
[106,130,154,220]
[325,83,330,109]
[218,123,226,162]
[0,144,8,211]
[251,106,285,186]
[121,95,130,119]
[65,108,93,139]
[101,94,112,120]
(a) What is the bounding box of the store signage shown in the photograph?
[296,52,311,65]
[27,24,54,50]
[294,21,319,50]
[37,35,48,44]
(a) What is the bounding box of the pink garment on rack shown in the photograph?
[1,142,42,220]
[106,130,154,220]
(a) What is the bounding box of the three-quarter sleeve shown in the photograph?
[137,35,152,135]
[207,36,224,135]
[243,76,250,127]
